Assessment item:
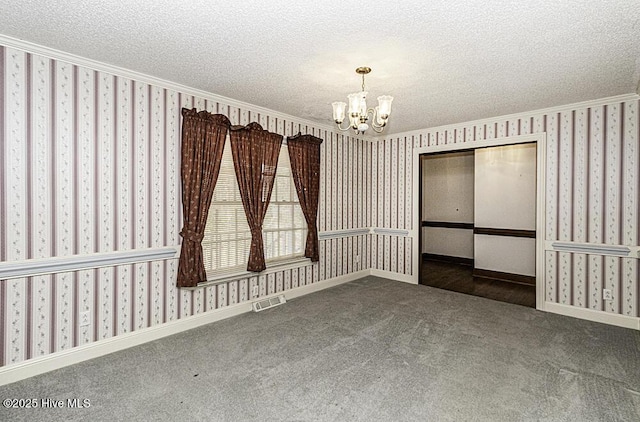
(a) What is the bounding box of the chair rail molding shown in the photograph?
[0,247,180,280]
[546,240,639,258]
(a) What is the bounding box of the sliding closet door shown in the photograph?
[474,143,536,281]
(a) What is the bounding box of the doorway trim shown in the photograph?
[411,133,547,311]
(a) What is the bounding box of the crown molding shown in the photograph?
[382,93,640,141]
[5,34,634,144]
[0,34,340,136]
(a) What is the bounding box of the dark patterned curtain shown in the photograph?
[286,133,323,262]
[229,122,283,272]
[177,108,230,288]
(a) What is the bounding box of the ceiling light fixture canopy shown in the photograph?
[332,67,393,135]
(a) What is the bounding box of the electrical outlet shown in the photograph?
[603,289,613,301]
[252,285,259,297]
[355,255,360,264]
[80,311,90,327]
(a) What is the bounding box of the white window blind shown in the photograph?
[202,139,307,275]
[263,148,307,261]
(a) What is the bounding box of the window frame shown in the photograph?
[198,140,309,286]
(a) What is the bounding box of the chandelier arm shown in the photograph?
[370,124,385,133]
[369,108,387,130]
[334,120,355,132]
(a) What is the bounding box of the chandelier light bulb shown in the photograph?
[347,93,361,117]
[377,95,393,119]
[332,101,346,123]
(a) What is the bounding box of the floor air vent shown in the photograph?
[252,295,286,312]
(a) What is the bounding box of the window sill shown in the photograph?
[187,256,312,290]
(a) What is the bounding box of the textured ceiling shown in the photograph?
[1,0,639,135]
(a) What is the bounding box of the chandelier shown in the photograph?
[331,66,393,134]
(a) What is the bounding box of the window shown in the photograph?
[202,139,307,275]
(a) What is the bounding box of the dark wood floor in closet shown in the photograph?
[420,259,536,308]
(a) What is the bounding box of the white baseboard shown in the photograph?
[369,269,417,284]
[285,270,369,300]
[375,271,640,331]
[544,302,640,330]
[6,271,636,387]
[0,270,367,387]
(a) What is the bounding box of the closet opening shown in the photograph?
[418,142,538,308]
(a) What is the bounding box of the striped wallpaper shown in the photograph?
[0,43,371,367]
[380,97,640,319]
[368,138,414,276]
[2,38,639,370]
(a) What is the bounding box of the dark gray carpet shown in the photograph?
[1,276,639,421]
